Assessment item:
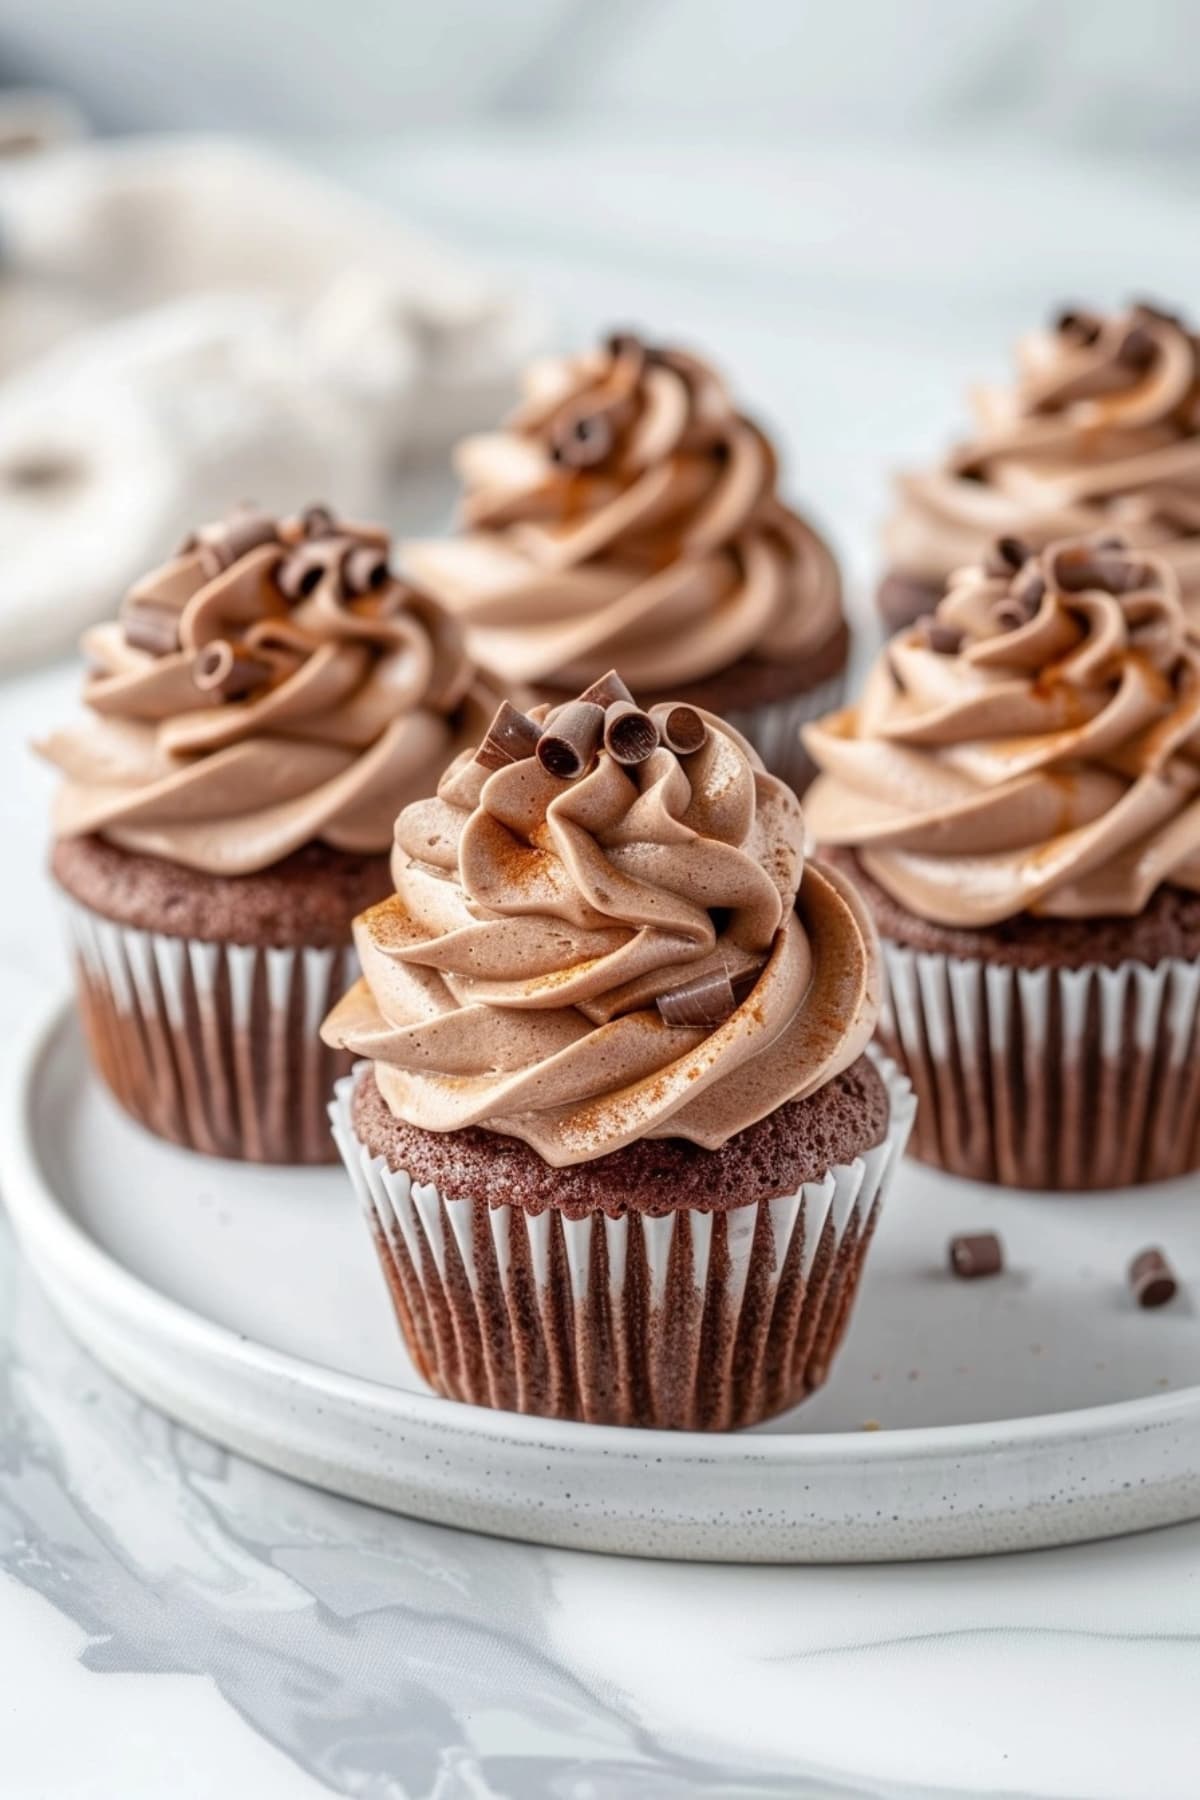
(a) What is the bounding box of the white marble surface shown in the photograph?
[4,132,1200,1797]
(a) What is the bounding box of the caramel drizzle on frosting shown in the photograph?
[805,533,1200,924]
[322,678,879,1166]
[401,331,844,691]
[38,504,497,876]
[883,299,1200,626]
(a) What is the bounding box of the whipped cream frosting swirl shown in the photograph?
[806,534,1200,924]
[39,506,497,875]
[323,698,878,1166]
[885,302,1200,619]
[403,332,843,692]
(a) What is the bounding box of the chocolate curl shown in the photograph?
[985,535,1031,577]
[299,503,338,539]
[1053,306,1102,346]
[1129,1247,1178,1308]
[193,639,275,700]
[182,507,280,575]
[474,700,543,772]
[278,533,393,602]
[916,615,964,656]
[549,408,614,469]
[604,700,659,766]
[649,702,708,755]
[578,668,635,709]
[536,701,605,778]
[604,329,647,382]
[1119,324,1157,371]
[122,597,185,657]
[948,1233,1005,1280]
[343,543,390,594]
[656,963,760,1030]
[277,538,342,600]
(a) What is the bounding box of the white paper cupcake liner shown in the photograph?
[878,940,1200,1189]
[62,896,357,1163]
[725,670,846,796]
[329,1053,914,1430]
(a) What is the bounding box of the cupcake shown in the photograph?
[402,331,847,794]
[323,674,913,1429]
[38,504,497,1164]
[806,533,1200,1189]
[878,300,1200,635]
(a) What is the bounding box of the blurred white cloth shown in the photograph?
[0,126,544,669]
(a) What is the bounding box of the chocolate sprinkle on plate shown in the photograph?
[948,1232,1004,1280]
[1129,1247,1178,1309]
[475,700,543,772]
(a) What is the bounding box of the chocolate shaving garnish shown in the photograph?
[604,330,646,372]
[277,544,328,601]
[1129,1247,1178,1309]
[604,700,659,765]
[122,598,184,657]
[549,409,614,469]
[656,963,760,1030]
[1053,306,1102,346]
[474,700,542,772]
[182,507,280,573]
[994,597,1036,633]
[536,701,605,778]
[997,535,1030,570]
[948,1232,1004,1280]
[578,668,635,710]
[299,503,337,539]
[1055,545,1143,596]
[344,544,390,594]
[649,702,708,755]
[193,639,275,700]
[1118,325,1157,371]
[1132,297,1183,330]
[918,617,964,656]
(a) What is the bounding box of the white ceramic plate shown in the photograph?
[5,1001,1200,1562]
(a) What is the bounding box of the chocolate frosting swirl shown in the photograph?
[39,505,497,875]
[805,535,1200,924]
[884,302,1200,620]
[323,691,879,1167]
[402,332,843,692]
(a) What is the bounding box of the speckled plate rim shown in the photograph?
[5,998,1200,1562]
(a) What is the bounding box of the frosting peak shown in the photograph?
[323,677,879,1166]
[402,331,843,693]
[805,535,1200,924]
[39,504,496,875]
[884,300,1200,623]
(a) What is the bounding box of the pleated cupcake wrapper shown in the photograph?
[878,940,1200,1189]
[724,670,846,796]
[330,1053,914,1430]
[62,896,357,1164]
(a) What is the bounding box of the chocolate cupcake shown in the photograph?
[806,533,1200,1189]
[403,331,847,793]
[878,300,1200,635]
[323,677,913,1429]
[38,504,497,1163]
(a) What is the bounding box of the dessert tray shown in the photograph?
[5,998,1200,1563]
